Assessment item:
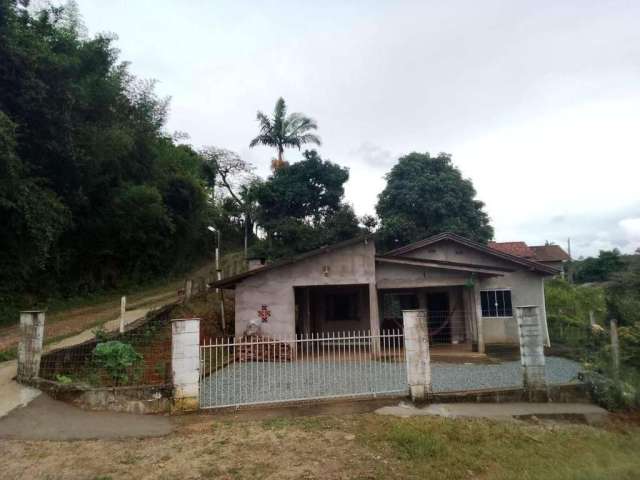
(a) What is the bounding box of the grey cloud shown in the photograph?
[350,142,395,168]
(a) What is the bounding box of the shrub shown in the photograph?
[583,353,640,410]
[92,341,143,386]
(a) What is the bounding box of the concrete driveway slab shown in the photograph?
[0,394,173,441]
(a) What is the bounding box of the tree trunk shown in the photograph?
[271,146,285,170]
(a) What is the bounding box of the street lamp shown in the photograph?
[207,226,225,331]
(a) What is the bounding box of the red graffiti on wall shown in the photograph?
[257,305,271,323]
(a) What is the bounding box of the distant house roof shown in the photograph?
[529,245,571,263]
[488,241,535,258]
[489,241,570,264]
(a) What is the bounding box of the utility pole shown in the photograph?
[209,226,225,331]
[567,237,573,283]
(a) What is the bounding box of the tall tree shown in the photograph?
[253,150,361,257]
[200,147,258,257]
[376,152,493,250]
[0,1,215,322]
[249,97,321,169]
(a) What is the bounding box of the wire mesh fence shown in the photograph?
[547,318,640,409]
[39,306,173,387]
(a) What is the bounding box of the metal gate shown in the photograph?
[199,330,407,409]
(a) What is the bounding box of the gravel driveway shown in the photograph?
[200,356,582,408]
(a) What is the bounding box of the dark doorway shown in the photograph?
[381,292,418,331]
[427,292,451,344]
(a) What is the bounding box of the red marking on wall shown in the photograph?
[257,305,271,323]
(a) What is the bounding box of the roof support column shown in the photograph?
[368,282,380,337]
[473,282,485,353]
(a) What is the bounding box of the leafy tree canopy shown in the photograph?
[573,249,626,284]
[252,150,361,258]
[376,152,493,250]
[0,1,212,319]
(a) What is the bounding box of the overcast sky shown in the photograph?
[71,0,640,258]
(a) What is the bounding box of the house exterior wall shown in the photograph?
[376,262,473,289]
[478,270,548,344]
[391,240,549,345]
[400,240,516,270]
[234,240,376,338]
[232,236,549,346]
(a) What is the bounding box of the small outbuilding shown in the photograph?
[214,233,559,352]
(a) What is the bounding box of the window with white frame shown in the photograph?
[480,289,513,317]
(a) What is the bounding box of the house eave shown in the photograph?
[375,255,509,276]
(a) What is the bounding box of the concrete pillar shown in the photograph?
[368,283,381,355]
[368,283,380,336]
[171,318,200,411]
[473,283,485,353]
[515,306,546,390]
[402,309,432,401]
[17,310,45,382]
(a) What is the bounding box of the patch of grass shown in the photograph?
[0,347,17,362]
[385,422,446,459]
[356,414,640,480]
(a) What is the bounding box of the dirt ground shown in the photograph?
[0,290,178,353]
[1,411,639,480]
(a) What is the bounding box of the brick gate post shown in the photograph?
[171,318,200,412]
[402,309,432,401]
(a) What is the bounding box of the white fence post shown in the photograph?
[17,310,45,382]
[171,318,200,411]
[515,306,546,390]
[402,309,432,401]
[610,319,620,379]
[119,295,126,333]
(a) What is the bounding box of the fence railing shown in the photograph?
[199,330,407,409]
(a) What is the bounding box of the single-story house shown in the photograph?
[214,233,559,352]
[489,241,571,276]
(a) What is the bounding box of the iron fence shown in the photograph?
[199,330,407,409]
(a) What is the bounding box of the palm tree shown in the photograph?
[249,97,321,169]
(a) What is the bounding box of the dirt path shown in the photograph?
[0,289,178,352]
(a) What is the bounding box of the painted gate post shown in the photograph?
[402,309,432,401]
[17,310,45,382]
[171,318,200,411]
[515,306,546,390]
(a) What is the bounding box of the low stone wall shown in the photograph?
[28,377,173,414]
